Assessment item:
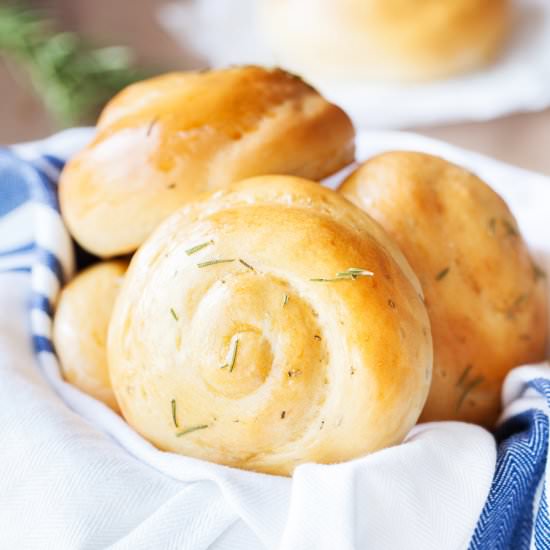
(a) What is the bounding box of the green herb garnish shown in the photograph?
[170,307,179,321]
[146,116,159,137]
[176,424,209,437]
[436,267,450,281]
[311,267,374,282]
[456,365,473,387]
[456,376,484,412]
[185,240,213,256]
[281,411,286,419]
[502,219,518,237]
[283,294,289,306]
[221,339,239,372]
[171,399,178,428]
[533,263,547,281]
[197,258,235,268]
[287,369,302,378]
[239,259,255,271]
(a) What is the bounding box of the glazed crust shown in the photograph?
[339,152,548,426]
[107,176,432,476]
[59,66,355,257]
[53,260,128,412]
[261,0,510,81]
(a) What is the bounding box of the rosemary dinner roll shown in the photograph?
[53,260,127,412]
[107,176,432,476]
[59,66,355,257]
[260,0,510,81]
[339,152,548,427]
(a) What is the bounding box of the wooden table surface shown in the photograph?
[2,0,549,175]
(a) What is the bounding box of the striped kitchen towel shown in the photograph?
[0,128,548,550]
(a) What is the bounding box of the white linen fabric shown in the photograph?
[0,128,548,550]
[158,0,550,129]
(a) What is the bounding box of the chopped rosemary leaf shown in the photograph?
[502,219,518,237]
[314,334,322,341]
[281,410,286,419]
[287,369,302,378]
[311,267,374,282]
[185,240,213,256]
[283,294,289,306]
[456,365,472,387]
[533,263,547,281]
[171,399,178,428]
[239,259,255,271]
[170,307,179,321]
[435,267,450,281]
[176,424,209,437]
[197,258,235,268]
[146,117,159,137]
[456,376,484,412]
[221,339,240,372]
[506,293,529,319]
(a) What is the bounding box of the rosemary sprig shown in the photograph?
[311,267,374,282]
[0,5,147,125]
[185,240,213,256]
[436,267,450,281]
[171,399,178,428]
[239,259,255,271]
[170,307,179,321]
[220,339,239,372]
[176,424,209,437]
[197,259,235,268]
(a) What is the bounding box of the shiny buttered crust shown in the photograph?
[340,152,548,426]
[260,0,510,81]
[53,260,127,412]
[108,176,432,476]
[59,66,355,258]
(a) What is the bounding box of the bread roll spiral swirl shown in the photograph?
[108,177,432,475]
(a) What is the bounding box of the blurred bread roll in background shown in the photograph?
[53,261,127,412]
[339,152,548,427]
[108,176,432,475]
[260,0,511,82]
[59,66,355,258]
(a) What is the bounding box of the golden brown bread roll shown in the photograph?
[59,66,355,258]
[53,260,127,412]
[107,176,432,475]
[260,0,510,82]
[339,152,548,427]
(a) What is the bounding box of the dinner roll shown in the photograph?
[59,66,355,258]
[339,152,548,427]
[260,0,510,82]
[53,260,127,412]
[108,176,432,476]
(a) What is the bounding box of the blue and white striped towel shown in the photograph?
[0,128,548,550]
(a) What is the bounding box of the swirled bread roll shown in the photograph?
[260,0,510,82]
[53,261,127,412]
[107,176,432,476]
[59,66,355,258]
[339,152,548,427]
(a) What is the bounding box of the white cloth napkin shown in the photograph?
[158,0,550,129]
[0,129,549,549]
